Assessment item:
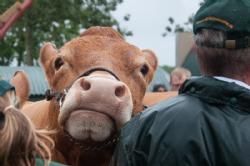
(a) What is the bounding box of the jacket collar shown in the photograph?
[179,76,250,112]
[214,76,250,90]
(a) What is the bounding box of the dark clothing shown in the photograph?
[0,80,14,96]
[111,77,250,166]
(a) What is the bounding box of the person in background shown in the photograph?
[170,67,191,91]
[152,84,167,92]
[111,0,250,165]
[0,80,62,166]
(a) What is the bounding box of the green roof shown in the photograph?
[147,67,170,91]
[0,66,48,96]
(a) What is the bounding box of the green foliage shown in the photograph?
[0,0,131,66]
[162,0,204,37]
[161,65,174,74]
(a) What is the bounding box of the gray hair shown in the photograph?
[194,29,225,48]
[194,29,250,80]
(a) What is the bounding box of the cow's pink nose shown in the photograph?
[79,76,127,98]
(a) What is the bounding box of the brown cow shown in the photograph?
[22,26,158,166]
[143,91,178,107]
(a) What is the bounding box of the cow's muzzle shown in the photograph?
[45,67,121,108]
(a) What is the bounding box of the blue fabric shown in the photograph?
[0,80,14,96]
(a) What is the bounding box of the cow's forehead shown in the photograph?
[64,35,123,47]
[59,36,143,59]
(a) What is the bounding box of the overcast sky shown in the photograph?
[112,0,201,66]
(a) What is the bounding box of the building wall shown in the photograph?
[175,32,194,66]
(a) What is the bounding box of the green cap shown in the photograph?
[0,80,14,96]
[193,0,250,49]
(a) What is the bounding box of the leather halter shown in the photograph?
[63,130,119,151]
[45,67,120,107]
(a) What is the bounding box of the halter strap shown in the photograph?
[78,67,120,81]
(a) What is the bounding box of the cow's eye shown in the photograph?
[140,64,149,76]
[54,57,64,70]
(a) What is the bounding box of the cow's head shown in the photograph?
[40,26,157,143]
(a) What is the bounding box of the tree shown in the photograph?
[0,0,131,66]
[162,1,204,37]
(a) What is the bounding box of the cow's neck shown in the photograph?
[56,130,115,166]
[47,101,60,129]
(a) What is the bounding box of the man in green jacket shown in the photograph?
[111,0,250,165]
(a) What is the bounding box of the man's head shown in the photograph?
[193,0,250,83]
[170,67,191,91]
[152,84,167,92]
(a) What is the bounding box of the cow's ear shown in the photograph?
[40,42,58,68]
[142,49,158,71]
[10,71,30,107]
[39,42,58,79]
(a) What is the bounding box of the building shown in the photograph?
[0,66,48,100]
[175,32,201,76]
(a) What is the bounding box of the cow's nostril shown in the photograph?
[81,79,91,91]
[115,85,125,97]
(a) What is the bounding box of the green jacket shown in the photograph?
[111,77,250,166]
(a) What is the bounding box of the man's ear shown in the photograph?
[142,49,158,71]
[39,42,58,80]
[10,71,30,107]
